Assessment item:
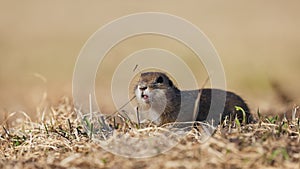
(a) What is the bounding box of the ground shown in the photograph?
[1,98,299,169]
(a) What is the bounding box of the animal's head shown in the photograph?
[135,72,176,106]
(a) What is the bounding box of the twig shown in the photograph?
[136,107,140,128]
[192,75,210,121]
[2,126,10,137]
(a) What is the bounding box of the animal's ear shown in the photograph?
[156,76,164,83]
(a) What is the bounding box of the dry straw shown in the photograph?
[0,97,299,169]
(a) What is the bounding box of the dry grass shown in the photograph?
[0,97,299,169]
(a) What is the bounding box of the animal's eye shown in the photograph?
[168,80,173,87]
[156,76,164,83]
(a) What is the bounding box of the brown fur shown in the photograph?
[135,72,255,125]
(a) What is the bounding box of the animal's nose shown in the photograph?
[139,86,147,91]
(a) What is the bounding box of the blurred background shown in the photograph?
[1,1,299,122]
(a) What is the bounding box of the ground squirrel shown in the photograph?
[135,72,254,125]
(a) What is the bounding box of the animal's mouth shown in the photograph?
[141,93,149,99]
[141,92,149,101]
